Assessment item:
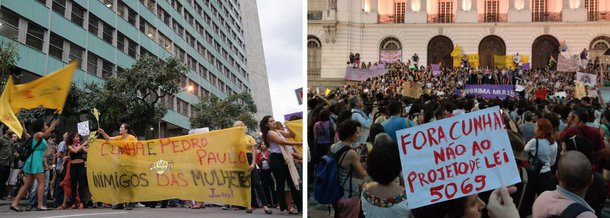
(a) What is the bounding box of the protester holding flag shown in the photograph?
[99,123,137,210]
[259,115,302,215]
[11,119,59,212]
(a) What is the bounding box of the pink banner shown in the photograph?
[557,55,580,72]
[380,50,401,63]
[431,64,441,76]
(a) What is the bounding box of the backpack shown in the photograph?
[314,145,352,204]
[18,136,42,162]
[553,203,591,218]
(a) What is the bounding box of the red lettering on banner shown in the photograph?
[156,173,189,187]
[413,131,426,150]
[160,139,172,153]
[400,133,412,155]
[493,112,504,130]
[449,122,461,140]
[427,175,487,203]
[427,128,438,147]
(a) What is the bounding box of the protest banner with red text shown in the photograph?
[86,127,250,207]
[395,106,520,209]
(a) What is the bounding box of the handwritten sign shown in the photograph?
[86,127,250,207]
[395,106,520,209]
[77,121,90,136]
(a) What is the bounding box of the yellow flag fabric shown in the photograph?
[0,77,23,138]
[325,88,331,97]
[9,62,77,113]
[494,55,516,69]
[575,81,586,100]
[285,120,302,142]
[467,54,480,68]
[451,44,463,57]
[453,56,462,68]
[86,127,251,207]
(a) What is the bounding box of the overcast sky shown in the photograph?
[257,0,304,122]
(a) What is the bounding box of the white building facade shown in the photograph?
[308,0,610,80]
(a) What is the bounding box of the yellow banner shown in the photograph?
[494,55,516,69]
[575,81,586,100]
[285,119,303,153]
[453,56,461,68]
[86,127,251,207]
[10,62,77,113]
[0,77,23,138]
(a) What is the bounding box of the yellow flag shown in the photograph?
[575,81,586,100]
[285,119,302,142]
[0,77,23,138]
[451,44,462,57]
[467,54,480,68]
[325,88,331,97]
[10,62,77,113]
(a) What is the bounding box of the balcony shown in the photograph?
[428,14,455,23]
[308,10,323,20]
[532,12,561,22]
[378,14,394,24]
[308,69,321,77]
[588,11,610,21]
[478,13,508,23]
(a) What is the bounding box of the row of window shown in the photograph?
[39,0,245,94]
[108,0,248,89]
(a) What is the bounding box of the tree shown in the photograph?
[0,41,21,86]
[86,56,188,137]
[190,92,258,131]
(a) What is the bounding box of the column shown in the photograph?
[508,0,532,22]
[456,0,477,23]
[562,0,587,22]
[405,0,427,24]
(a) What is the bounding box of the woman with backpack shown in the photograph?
[313,109,335,177]
[259,116,302,215]
[11,119,59,212]
[329,119,367,218]
[523,118,558,194]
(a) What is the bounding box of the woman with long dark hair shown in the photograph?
[99,123,137,210]
[259,116,302,215]
[11,119,59,212]
[66,132,88,209]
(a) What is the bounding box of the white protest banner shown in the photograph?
[77,121,90,136]
[395,106,520,209]
[576,72,597,87]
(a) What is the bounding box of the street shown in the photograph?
[0,201,294,218]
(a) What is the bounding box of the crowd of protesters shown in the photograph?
[309,54,610,217]
[0,116,303,215]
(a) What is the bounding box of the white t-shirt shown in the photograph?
[524,138,558,174]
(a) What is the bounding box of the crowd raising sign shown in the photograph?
[86,127,251,207]
[395,106,520,209]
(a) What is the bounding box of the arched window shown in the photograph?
[307,35,322,76]
[379,37,402,63]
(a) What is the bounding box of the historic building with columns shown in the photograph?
[307,0,610,84]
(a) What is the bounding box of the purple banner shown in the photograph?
[344,66,388,81]
[522,63,530,70]
[431,64,441,76]
[455,85,517,99]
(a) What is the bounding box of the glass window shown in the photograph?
[26,23,45,51]
[102,59,113,78]
[69,43,83,64]
[88,14,99,35]
[127,38,137,58]
[103,0,113,8]
[102,22,114,44]
[147,0,156,12]
[139,17,146,33]
[87,52,98,75]
[71,3,85,27]
[128,8,136,25]
[146,23,155,39]
[52,0,66,16]
[117,1,126,17]
[0,8,20,40]
[117,32,125,52]
[49,33,63,60]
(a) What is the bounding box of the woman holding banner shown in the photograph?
[259,116,302,215]
[66,132,88,209]
[11,119,59,212]
[99,123,137,210]
[234,121,272,214]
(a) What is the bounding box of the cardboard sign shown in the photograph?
[86,127,250,207]
[576,72,597,88]
[395,106,520,209]
[77,121,90,136]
